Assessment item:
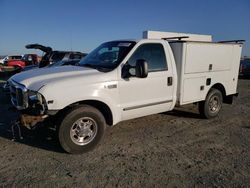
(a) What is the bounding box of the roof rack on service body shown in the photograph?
[162,36,189,41]
[218,40,245,44]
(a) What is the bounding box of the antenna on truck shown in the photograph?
[162,36,189,41]
[218,40,245,44]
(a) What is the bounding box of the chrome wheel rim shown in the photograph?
[70,117,98,146]
[209,95,221,113]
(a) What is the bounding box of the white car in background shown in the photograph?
[0,56,7,65]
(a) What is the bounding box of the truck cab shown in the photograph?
[117,40,177,120]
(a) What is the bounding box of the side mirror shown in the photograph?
[135,59,148,78]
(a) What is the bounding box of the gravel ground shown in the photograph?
[0,79,249,187]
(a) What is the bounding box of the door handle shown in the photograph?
[167,77,173,86]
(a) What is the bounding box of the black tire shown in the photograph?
[58,105,106,154]
[199,88,223,119]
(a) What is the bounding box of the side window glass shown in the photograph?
[51,53,66,62]
[69,54,74,59]
[127,43,167,72]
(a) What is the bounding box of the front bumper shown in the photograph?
[20,114,49,129]
[8,80,53,129]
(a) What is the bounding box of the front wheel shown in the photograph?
[58,105,106,154]
[199,88,223,119]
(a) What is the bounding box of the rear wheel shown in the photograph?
[199,88,223,119]
[58,105,106,154]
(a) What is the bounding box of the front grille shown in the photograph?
[16,88,23,106]
[9,80,28,110]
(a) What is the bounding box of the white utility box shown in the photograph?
[170,41,242,105]
[144,31,242,105]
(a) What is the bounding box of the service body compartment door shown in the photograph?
[185,42,233,74]
[182,77,206,103]
[118,42,174,121]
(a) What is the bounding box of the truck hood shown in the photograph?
[11,66,111,91]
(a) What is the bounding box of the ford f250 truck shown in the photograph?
[8,31,243,154]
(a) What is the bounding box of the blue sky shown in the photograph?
[0,0,249,56]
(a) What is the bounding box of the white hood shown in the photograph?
[11,66,113,91]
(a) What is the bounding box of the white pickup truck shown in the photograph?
[9,31,243,154]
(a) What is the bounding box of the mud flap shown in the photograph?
[224,93,238,104]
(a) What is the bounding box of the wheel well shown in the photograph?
[59,100,113,126]
[210,83,227,103]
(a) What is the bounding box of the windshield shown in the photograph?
[22,54,31,60]
[22,54,28,60]
[79,41,136,71]
[9,56,22,60]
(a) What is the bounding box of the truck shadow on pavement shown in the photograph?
[163,109,202,119]
[0,80,65,153]
[0,103,64,154]
[0,121,65,153]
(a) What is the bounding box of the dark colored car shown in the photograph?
[23,44,86,71]
[239,58,250,77]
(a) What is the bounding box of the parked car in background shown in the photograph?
[1,55,23,84]
[7,54,38,69]
[24,58,83,71]
[2,55,23,65]
[23,44,86,71]
[239,58,250,77]
[0,56,7,65]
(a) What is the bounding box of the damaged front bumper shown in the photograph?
[9,79,54,129]
[13,108,59,130]
[20,114,49,129]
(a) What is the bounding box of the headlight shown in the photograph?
[27,90,47,114]
[28,90,43,104]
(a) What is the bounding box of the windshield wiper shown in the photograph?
[81,63,112,72]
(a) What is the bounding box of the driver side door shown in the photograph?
[118,42,174,121]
